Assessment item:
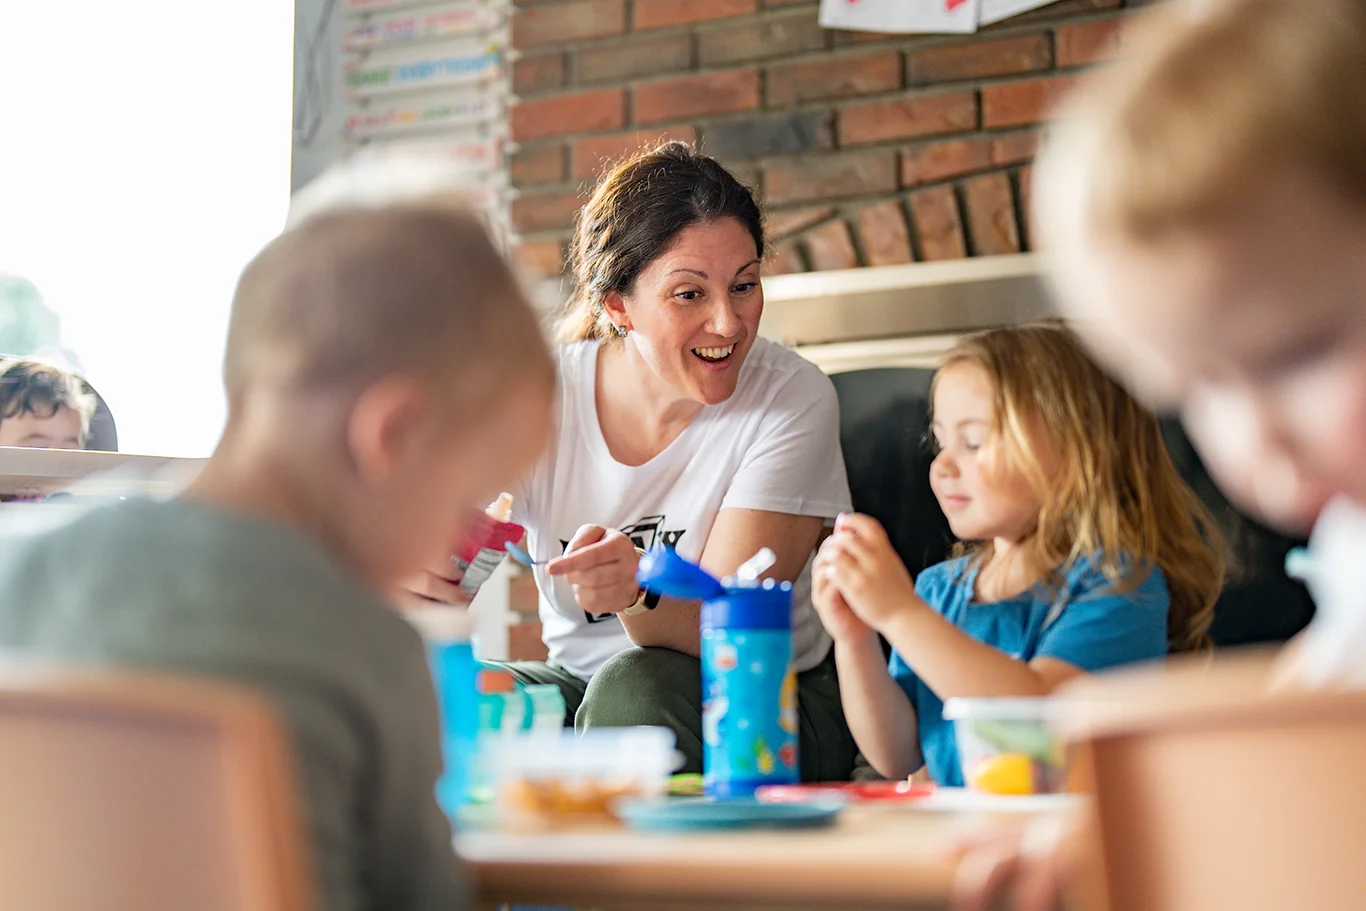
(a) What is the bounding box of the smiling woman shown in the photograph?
[405,143,859,780]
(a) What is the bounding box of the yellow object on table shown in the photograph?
[968,752,1036,796]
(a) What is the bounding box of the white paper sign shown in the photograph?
[346,6,503,50]
[344,92,499,137]
[979,0,1058,25]
[344,45,503,97]
[818,0,980,34]
[818,0,1060,33]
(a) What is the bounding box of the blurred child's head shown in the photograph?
[931,323,1224,651]
[1035,0,1366,533]
[0,358,94,450]
[219,198,555,588]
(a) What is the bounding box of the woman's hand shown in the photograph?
[546,524,642,615]
[821,513,922,633]
[813,537,877,644]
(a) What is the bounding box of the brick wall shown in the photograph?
[509,0,1137,282]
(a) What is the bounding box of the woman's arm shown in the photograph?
[547,508,826,657]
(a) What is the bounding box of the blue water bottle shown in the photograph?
[637,547,800,799]
[407,606,479,820]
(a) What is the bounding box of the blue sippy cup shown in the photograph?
[637,547,800,799]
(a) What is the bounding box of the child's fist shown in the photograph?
[813,538,875,643]
[821,513,921,631]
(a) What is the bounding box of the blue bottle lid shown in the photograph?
[701,579,793,632]
[636,546,726,601]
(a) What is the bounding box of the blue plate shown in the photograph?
[615,797,843,832]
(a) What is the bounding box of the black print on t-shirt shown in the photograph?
[561,515,686,624]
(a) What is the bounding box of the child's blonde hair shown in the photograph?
[1036,0,1366,244]
[935,324,1225,652]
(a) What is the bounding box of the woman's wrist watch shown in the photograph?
[622,547,661,616]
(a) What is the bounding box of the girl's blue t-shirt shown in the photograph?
[890,555,1170,786]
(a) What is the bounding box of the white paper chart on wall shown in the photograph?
[818,0,1063,33]
[294,0,514,242]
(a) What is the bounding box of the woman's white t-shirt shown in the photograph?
[514,338,853,681]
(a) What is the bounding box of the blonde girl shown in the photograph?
[811,323,1224,785]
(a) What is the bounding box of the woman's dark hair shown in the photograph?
[559,141,764,343]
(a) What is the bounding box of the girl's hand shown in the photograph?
[546,524,642,614]
[813,537,877,643]
[822,513,922,632]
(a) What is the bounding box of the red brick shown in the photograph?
[909,186,967,261]
[991,129,1040,165]
[830,29,902,47]
[763,150,897,205]
[512,190,586,232]
[987,0,1120,26]
[856,200,913,266]
[898,130,1036,186]
[634,0,756,29]
[698,10,826,66]
[513,53,566,95]
[1056,17,1124,67]
[766,241,807,275]
[803,218,859,271]
[571,126,697,180]
[908,34,1051,85]
[512,89,625,141]
[576,34,693,84]
[838,90,978,147]
[633,69,760,125]
[766,205,835,241]
[511,143,567,185]
[513,240,565,278]
[1019,164,1034,238]
[963,172,1021,255]
[766,51,901,106]
[901,137,992,187]
[981,74,1079,129]
[508,621,550,661]
[513,0,626,48]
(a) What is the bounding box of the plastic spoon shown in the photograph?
[504,541,546,567]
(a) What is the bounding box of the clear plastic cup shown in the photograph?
[942,698,1070,796]
[480,726,678,821]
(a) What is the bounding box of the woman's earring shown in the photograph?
[614,323,628,338]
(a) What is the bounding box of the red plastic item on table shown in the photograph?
[754,781,936,804]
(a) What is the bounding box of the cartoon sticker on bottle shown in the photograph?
[754,738,775,775]
[779,671,799,735]
[702,693,728,747]
[714,643,739,672]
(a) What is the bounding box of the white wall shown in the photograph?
[0,3,295,457]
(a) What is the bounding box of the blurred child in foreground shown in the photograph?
[0,196,555,910]
[955,0,1366,906]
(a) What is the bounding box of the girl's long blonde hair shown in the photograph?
[936,323,1225,652]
